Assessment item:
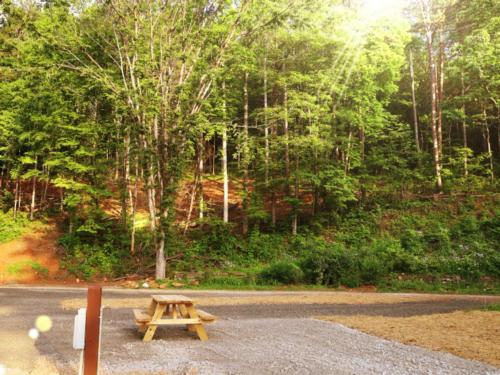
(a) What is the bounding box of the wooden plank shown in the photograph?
[186,304,208,341]
[147,299,157,316]
[179,304,188,318]
[143,303,166,342]
[152,295,193,304]
[196,309,217,323]
[148,318,201,325]
[133,308,152,323]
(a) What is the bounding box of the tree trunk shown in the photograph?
[420,0,443,191]
[197,139,205,219]
[41,169,50,209]
[242,71,249,235]
[409,49,421,153]
[264,49,270,186]
[13,178,20,220]
[292,156,299,236]
[222,80,229,223]
[284,82,290,193]
[271,191,276,229]
[130,161,139,255]
[437,30,445,156]
[155,230,166,280]
[484,108,494,181]
[30,176,36,221]
[461,73,468,177]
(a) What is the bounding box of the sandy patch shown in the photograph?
[317,310,500,367]
[58,292,481,310]
[0,306,12,316]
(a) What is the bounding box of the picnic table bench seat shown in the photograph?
[133,308,152,323]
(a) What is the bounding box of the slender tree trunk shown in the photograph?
[461,73,468,177]
[264,49,270,186]
[130,160,139,255]
[184,170,199,233]
[13,178,19,220]
[59,188,64,213]
[212,140,216,176]
[197,139,205,219]
[409,49,421,153]
[284,82,290,192]
[344,129,353,174]
[271,192,276,228]
[421,0,443,191]
[41,169,50,209]
[30,176,36,221]
[242,71,249,235]
[292,156,299,236]
[437,30,445,156]
[222,80,229,223]
[483,108,494,181]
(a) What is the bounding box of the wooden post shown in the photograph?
[84,286,102,375]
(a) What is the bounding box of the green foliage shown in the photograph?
[59,210,131,279]
[188,218,240,260]
[481,303,500,312]
[6,260,48,278]
[246,230,286,261]
[0,211,32,243]
[300,244,359,287]
[259,261,304,285]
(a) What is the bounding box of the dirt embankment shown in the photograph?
[0,224,61,284]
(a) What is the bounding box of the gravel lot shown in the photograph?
[0,286,499,375]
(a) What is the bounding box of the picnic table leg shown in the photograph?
[185,304,208,341]
[179,305,196,332]
[143,303,166,342]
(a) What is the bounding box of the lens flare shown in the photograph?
[35,315,53,332]
[28,328,39,340]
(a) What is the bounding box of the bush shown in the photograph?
[246,230,286,261]
[189,218,240,259]
[259,261,304,285]
[300,244,359,287]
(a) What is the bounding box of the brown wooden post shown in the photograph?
[84,285,102,375]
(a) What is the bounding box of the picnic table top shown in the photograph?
[151,294,193,304]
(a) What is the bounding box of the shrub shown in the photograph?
[259,261,304,285]
[400,229,425,255]
[300,244,359,286]
[189,218,240,259]
[247,230,286,261]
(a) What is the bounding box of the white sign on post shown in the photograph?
[73,308,86,350]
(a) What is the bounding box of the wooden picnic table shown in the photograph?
[133,294,216,342]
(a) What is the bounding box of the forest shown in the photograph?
[0,0,498,291]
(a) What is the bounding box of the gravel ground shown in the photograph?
[97,319,498,375]
[1,286,499,375]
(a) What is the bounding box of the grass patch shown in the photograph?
[0,211,42,244]
[6,260,49,278]
[378,277,500,295]
[481,303,500,311]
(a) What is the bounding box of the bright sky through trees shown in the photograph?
[360,0,408,21]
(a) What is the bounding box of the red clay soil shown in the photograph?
[0,223,62,284]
